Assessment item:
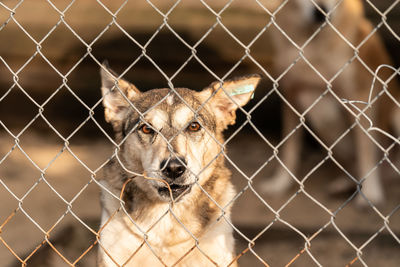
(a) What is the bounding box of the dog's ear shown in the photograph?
[100,63,141,124]
[198,75,261,129]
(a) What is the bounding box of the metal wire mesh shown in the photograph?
[0,0,399,266]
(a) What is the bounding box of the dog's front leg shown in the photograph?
[354,124,384,206]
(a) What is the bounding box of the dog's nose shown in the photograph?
[313,5,327,23]
[160,158,186,179]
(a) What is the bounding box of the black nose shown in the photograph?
[313,5,327,23]
[160,158,186,180]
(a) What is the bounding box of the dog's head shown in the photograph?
[100,64,260,202]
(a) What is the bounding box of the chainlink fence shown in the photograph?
[0,0,399,266]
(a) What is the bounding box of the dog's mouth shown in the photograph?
[157,183,192,200]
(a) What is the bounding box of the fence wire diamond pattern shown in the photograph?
[0,0,399,266]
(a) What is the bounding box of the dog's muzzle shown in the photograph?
[160,157,186,180]
[157,157,192,200]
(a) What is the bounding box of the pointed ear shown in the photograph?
[100,63,141,124]
[198,75,261,129]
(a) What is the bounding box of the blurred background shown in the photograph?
[0,0,399,266]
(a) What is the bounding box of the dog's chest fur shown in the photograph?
[99,175,237,267]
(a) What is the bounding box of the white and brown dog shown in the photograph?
[97,64,260,266]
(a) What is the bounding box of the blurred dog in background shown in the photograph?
[261,0,400,205]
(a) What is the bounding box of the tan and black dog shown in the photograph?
[97,64,261,266]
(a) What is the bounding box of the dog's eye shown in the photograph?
[187,122,201,132]
[140,124,154,134]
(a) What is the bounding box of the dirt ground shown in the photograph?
[0,131,399,267]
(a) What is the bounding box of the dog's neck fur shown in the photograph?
[99,155,237,267]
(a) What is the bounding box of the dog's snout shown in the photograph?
[313,5,327,23]
[161,158,186,179]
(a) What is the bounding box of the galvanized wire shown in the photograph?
[0,0,399,266]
